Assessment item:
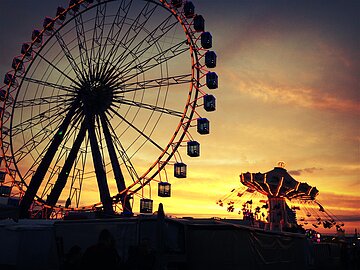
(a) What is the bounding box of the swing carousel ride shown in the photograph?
[0,0,218,219]
[217,162,345,233]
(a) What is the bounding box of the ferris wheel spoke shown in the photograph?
[74,13,92,77]
[114,73,192,94]
[45,120,87,207]
[14,126,59,164]
[21,112,84,186]
[15,106,81,169]
[114,98,184,118]
[95,0,132,77]
[14,94,76,109]
[109,13,178,81]
[12,105,67,137]
[90,2,108,75]
[105,113,140,183]
[33,49,82,87]
[86,115,113,214]
[19,100,80,218]
[54,31,86,82]
[109,107,165,153]
[19,76,76,93]
[13,106,81,150]
[100,2,157,78]
[113,40,189,85]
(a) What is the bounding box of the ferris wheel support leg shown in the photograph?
[86,115,114,216]
[45,121,87,212]
[100,113,132,214]
[19,102,79,218]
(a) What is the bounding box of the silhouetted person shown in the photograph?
[81,229,121,269]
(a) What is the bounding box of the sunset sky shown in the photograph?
[0,0,359,234]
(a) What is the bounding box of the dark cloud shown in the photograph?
[288,167,323,176]
[317,192,360,209]
[337,215,360,222]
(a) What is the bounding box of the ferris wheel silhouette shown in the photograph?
[0,0,218,218]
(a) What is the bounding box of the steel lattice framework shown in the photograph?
[0,0,218,219]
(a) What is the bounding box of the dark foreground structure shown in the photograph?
[1,213,357,270]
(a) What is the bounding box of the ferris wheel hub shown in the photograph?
[78,79,115,114]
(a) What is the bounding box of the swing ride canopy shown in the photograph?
[217,164,344,231]
[240,166,319,200]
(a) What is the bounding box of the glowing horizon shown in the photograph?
[0,0,358,234]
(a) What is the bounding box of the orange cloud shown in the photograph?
[317,192,360,212]
[222,68,360,114]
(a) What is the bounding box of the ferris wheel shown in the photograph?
[0,0,218,218]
